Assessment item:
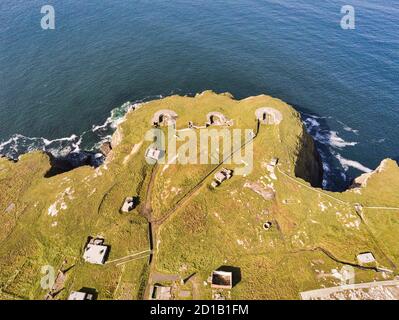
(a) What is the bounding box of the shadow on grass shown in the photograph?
[45,151,103,178]
[79,287,99,300]
[216,265,241,287]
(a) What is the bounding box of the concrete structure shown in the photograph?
[152,109,178,127]
[150,285,172,300]
[186,121,207,130]
[211,168,233,188]
[83,238,109,265]
[263,221,272,230]
[206,112,233,126]
[266,157,279,176]
[357,252,376,264]
[211,271,233,290]
[121,197,136,213]
[270,157,279,166]
[255,107,283,125]
[68,291,94,300]
[145,147,163,161]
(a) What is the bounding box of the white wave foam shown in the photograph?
[303,113,367,190]
[0,136,15,152]
[42,134,79,146]
[0,97,151,160]
[337,120,359,135]
[311,130,358,149]
[301,112,330,120]
[303,117,320,130]
[0,133,81,158]
[372,138,386,144]
[71,135,83,153]
[303,114,358,150]
[328,131,358,148]
[342,126,359,134]
[335,153,372,173]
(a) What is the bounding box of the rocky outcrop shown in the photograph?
[350,159,391,189]
[244,181,275,200]
[100,141,112,156]
[111,126,123,148]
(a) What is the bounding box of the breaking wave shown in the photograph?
[337,120,359,135]
[303,117,358,149]
[0,134,82,159]
[0,95,163,162]
[328,131,358,148]
[302,113,366,190]
[334,153,372,173]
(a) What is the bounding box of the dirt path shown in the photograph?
[142,122,260,299]
[106,250,151,265]
[278,165,397,272]
[140,165,158,221]
[140,164,159,299]
[152,122,260,226]
[291,246,393,273]
[151,272,180,283]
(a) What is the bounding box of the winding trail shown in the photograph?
[291,247,393,273]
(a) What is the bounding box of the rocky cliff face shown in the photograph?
[294,126,324,187]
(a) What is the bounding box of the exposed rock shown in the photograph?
[111,126,123,148]
[244,181,275,200]
[4,203,15,213]
[350,159,391,189]
[100,141,112,156]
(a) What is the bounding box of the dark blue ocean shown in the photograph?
[1,0,398,190]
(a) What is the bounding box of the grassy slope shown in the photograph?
[0,91,398,300]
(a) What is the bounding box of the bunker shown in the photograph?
[255,107,283,125]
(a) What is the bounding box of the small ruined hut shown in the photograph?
[150,285,172,300]
[83,237,109,265]
[68,291,94,300]
[357,252,376,265]
[211,168,233,188]
[211,270,233,290]
[121,196,138,213]
[145,147,163,162]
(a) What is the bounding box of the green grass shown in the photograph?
[1,91,398,300]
